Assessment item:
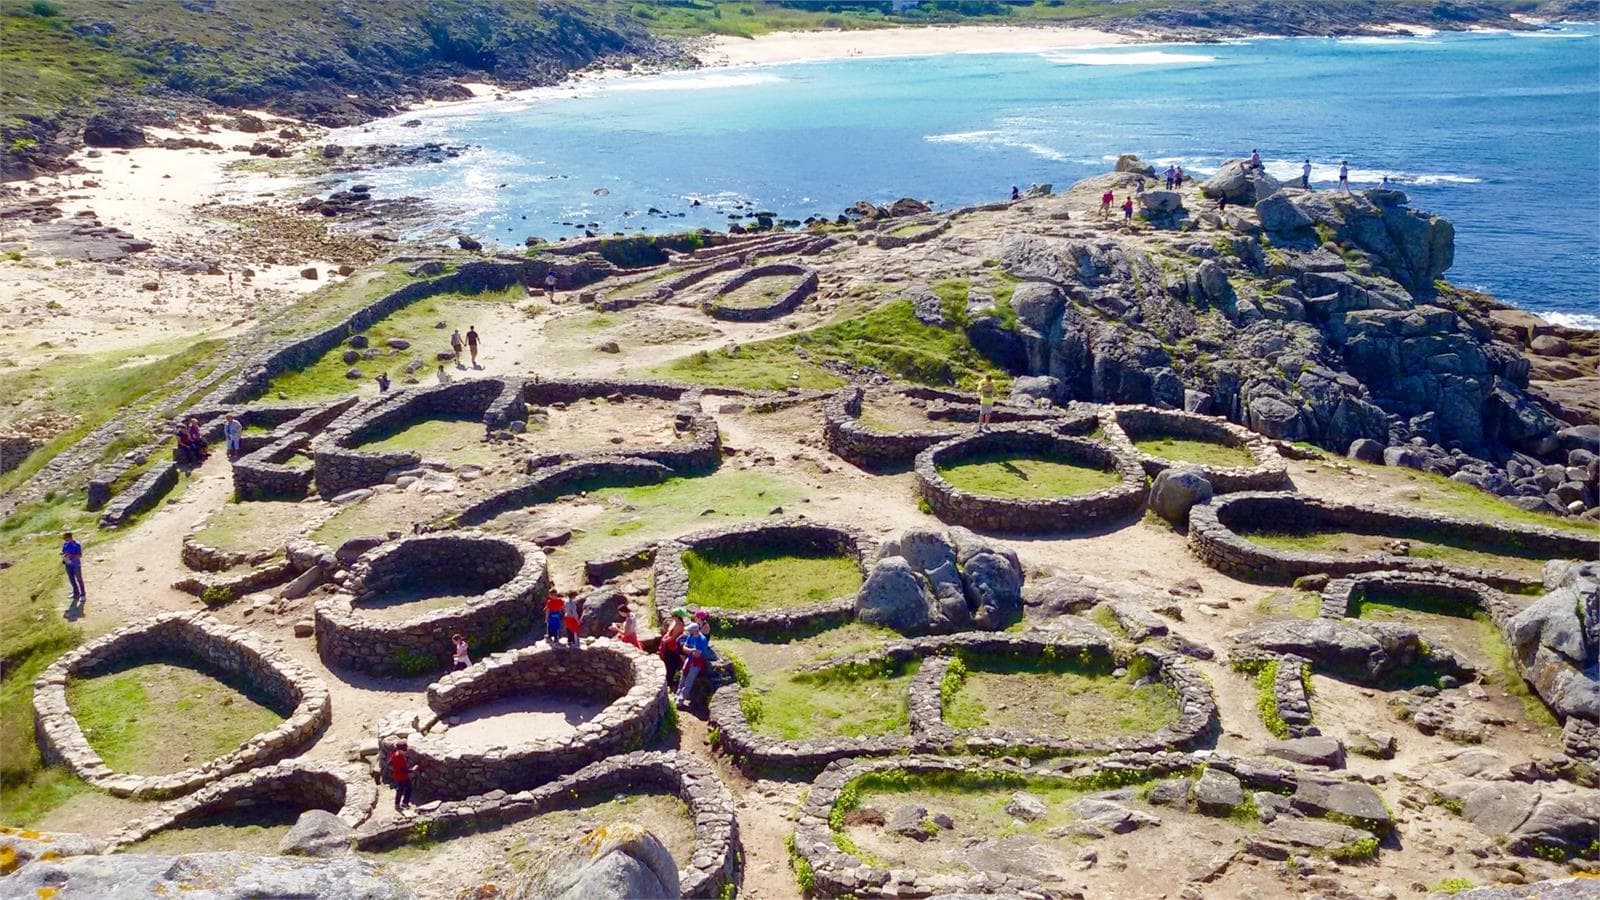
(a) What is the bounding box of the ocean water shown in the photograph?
[334,26,1600,326]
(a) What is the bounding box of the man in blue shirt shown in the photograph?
[675,621,710,710]
[62,531,85,606]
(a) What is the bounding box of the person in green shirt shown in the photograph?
[978,374,996,432]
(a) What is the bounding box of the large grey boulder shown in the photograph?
[1138,190,1183,214]
[1193,769,1244,816]
[512,823,678,900]
[1346,438,1384,464]
[279,810,355,858]
[1230,617,1433,684]
[1201,159,1282,204]
[1290,779,1391,833]
[1148,468,1214,527]
[1243,817,1374,860]
[1069,798,1161,834]
[1114,153,1156,176]
[1263,737,1346,769]
[1255,191,1313,233]
[1506,562,1599,720]
[857,526,1024,634]
[0,851,412,899]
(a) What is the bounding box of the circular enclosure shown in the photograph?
[380,639,667,800]
[33,612,331,799]
[108,759,376,850]
[706,264,818,322]
[1104,405,1288,492]
[651,518,876,637]
[1188,491,1598,589]
[314,531,548,675]
[915,426,1147,532]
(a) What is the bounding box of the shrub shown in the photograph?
[1430,878,1474,895]
[1255,659,1289,738]
[392,648,435,676]
[200,584,232,608]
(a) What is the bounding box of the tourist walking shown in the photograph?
[977,374,995,431]
[1301,159,1312,190]
[466,326,480,369]
[1174,166,1185,188]
[1010,185,1020,201]
[376,372,391,393]
[388,741,417,812]
[1339,161,1350,194]
[223,412,242,457]
[1121,195,1134,224]
[450,633,470,672]
[1098,189,1114,218]
[562,592,582,649]
[675,621,710,710]
[659,608,686,691]
[1164,165,1176,190]
[449,329,465,368]
[1217,193,1228,213]
[62,531,85,608]
[611,602,640,648]
[544,588,564,648]
[544,270,558,300]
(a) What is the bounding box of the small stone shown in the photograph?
[1004,791,1047,822]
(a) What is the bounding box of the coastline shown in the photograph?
[691,23,1132,67]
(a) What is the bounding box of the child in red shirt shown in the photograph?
[389,740,416,811]
[544,589,564,648]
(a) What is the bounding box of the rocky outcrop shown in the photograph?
[855,526,1023,633]
[1506,562,1599,721]
[511,823,678,900]
[1,851,412,899]
[1201,159,1281,204]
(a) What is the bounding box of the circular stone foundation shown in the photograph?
[314,531,548,675]
[1187,491,1599,589]
[915,426,1146,533]
[1103,405,1288,492]
[33,612,331,799]
[379,638,668,800]
[706,264,818,322]
[108,759,377,850]
[651,518,876,637]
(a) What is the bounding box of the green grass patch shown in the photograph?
[740,657,917,741]
[941,652,1177,737]
[1255,659,1290,738]
[716,273,797,310]
[1337,457,1600,537]
[1255,590,1321,618]
[682,545,862,612]
[938,452,1120,500]
[65,659,288,775]
[265,287,520,400]
[352,416,502,468]
[1242,529,1556,580]
[192,499,308,554]
[1430,878,1475,895]
[126,802,306,854]
[1132,435,1256,468]
[652,299,1009,392]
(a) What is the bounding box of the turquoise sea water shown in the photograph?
[336,26,1600,325]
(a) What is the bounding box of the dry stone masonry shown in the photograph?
[1103,404,1290,492]
[706,263,818,322]
[33,611,331,799]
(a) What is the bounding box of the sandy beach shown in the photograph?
[694,23,1129,67]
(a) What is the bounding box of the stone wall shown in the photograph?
[651,519,876,638]
[33,611,331,799]
[873,218,951,250]
[313,378,526,497]
[594,256,740,312]
[97,461,179,528]
[915,426,1148,533]
[1188,491,1598,589]
[353,750,737,898]
[458,457,671,527]
[379,639,667,800]
[1319,570,1521,629]
[314,532,548,675]
[107,760,377,851]
[707,264,819,322]
[822,387,963,467]
[232,397,360,500]
[1104,405,1290,492]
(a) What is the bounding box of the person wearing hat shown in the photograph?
[676,620,711,710]
[388,740,418,812]
[659,607,686,692]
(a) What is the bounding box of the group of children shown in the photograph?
[539,588,711,710]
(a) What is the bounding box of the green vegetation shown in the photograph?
[0,337,224,494]
[1431,878,1475,895]
[937,451,1120,500]
[352,416,503,468]
[0,7,150,139]
[653,299,1010,392]
[1329,835,1380,862]
[1242,528,1559,580]
[65,660,287,774]
[681,545,862,612]
[941,652,1178,737]
[1132,435,1256,468]
[193,499,307,554]
[127,803,305,854]
[1255,590,1321,618]
[786,832,815,894]
[266,287,521,400]
[1254,659,1290,738]
[740,657,917,741]
[505,792,697,867]
[1334,456,1600,537]
[715,273,798,310]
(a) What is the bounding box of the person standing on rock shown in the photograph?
[1010,185,1020,201]
[1217,193,1228,213]
[466,326,480,369]
[223,413,242,458]
[1121,195,1135,225]
[1165,165,1176,190]
[544,270,558,301]
[388,741,417,813]
[376,372,391,393]
[1339,161,1350,194]
[1302,159,1313,190]
[449,329,465,368]
[562,592,583,649]
[978,374,996,431]
[1174,166,1185,188]
[1098,189,1114,218]
[61,531,85,608]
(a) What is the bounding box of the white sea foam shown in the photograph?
[1545,312,1600,331]
[924,130,1069,162]
[1040,49,1217,66]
